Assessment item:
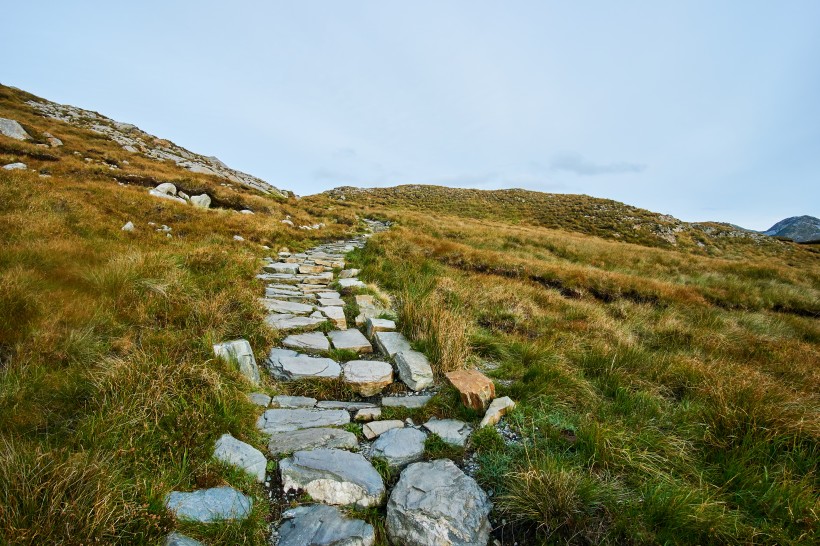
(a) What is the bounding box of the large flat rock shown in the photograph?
[320,306,347,329]
[278,504,375,546]
[381,395,433,409]
[374,331,412,358]
[370,427,426,468]
[280,448,385,508]
[328,329,373,353]
[165,486,252,523]
[263,262,300,274]
[266,313,327,331]
[267,349,341,380]
[213,433,267,482]
[268,427,358,455]
[386,459,492,546]
[423,418,472,447]
[0,118,31,140]
[270,395,317,408]
[283,331,330,352]
[256,408,350,434]
[261,298,315,315]
[342,360,393,396]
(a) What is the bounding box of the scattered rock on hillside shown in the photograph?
[212,433,267,482]
[165,486,252,523]
[480,396,516,428]
[213,339,260,385]
[386,459,492,546]
[280,448,385,508]
[0,118,30,140]
[277,504,375,546]
[121,221,135,232]
[42,132,62,147]
[190,193,211,209]
[3,162,27,170]
[445,369,495,411]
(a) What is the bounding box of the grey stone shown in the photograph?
[256,408,349,434]
[280,449,385,508]
[165,486,252,523]
[121,221,135,232]
[264,262,301,274]
[315,401,378,411]
[190,193,211,209]
[328,329,373,353]
[338,278,366,290]
[320,306,347,329]
[395,350,434,391]
[278,504,375,546]
[149,188,187,203]
[261,298,314,315]
[423,418,472,447]
[381,395,433,409]
[268,428,358,455]
[318,297,345,307]
[283,331,330,352]
[266,349,341,380]
[247,392,272,407]
[3,162,26,170]
[270,395,317,408]
[374,331,412,358]
[342,360,393,396]
[213,339,260,385]
[154,182,177,195]
[362,420,404,440]
[0,118,31,140]
[386,459,492,546]
[266,313,327,331]
[370,427,426,468]
[338,269,361,279]
[365,317,396,338]
[213,433,267,482]
[164,532,203,546]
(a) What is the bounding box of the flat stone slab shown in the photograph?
[283,331,330,352]
[328,329,373,353]
[320,306,347,329]
[213,433,267,482]
[278,504,375,546]
[246,392,271,407]
[266,313,327,331]
[374,331,412,358]
[395,350,434,391]
[318,297,345,307]
[267,349,341,380]
[261,298,315,315]
[316,401,378,411]
[213,339,260,385]
[371,427,427,468]
[268,427,358,456]
[423,418,472,447]
[263,262,300,274]
[256,408,350,434]
[365,317,396,338]
[338,278,366,290]
[363,420,404,440]
[338,269,361,279]
[386,459,491,546]
[355,407,382,422]
[280,449,385,508]
[165,486,252,523]
[342,360,393,396]
[381,395,433,409]
[270,395,317,408]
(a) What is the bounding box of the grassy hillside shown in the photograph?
[0,86,362,544]
[312,198,820,544]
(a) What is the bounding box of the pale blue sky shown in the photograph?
[3,1,819,229]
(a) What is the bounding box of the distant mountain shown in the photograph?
[763,215,820,243]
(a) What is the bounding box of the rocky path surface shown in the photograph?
[164,219,516,546]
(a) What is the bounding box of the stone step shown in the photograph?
[256,408,350,434]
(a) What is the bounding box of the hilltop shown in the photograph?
[763,215,820,243]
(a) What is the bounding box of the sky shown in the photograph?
[3,1,819,230]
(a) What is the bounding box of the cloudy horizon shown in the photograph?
[3,1,818,230]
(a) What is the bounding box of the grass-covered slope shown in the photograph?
[0,87,359,544]
[332,206,820,544]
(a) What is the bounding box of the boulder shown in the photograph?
[283,331,330,352]
[362,420,404,440]
[423,418,472,447]
[328,329,373,353]
[213,339,260,385]
[386,460,492,546]
[3,162,26,170]
[266,348,341,380]
[278,504,375,546]
[268,428,358,456]
[0,118,31,140]
[395,350,434,391]
[256,408,349,434]
[280,449,385,508]
[342,360,393,396]
[213,433,267,482]
[270,395,317,408]
[371,427,426,468]
[190,194,211,209]
[445,370,495,411]
[479,396,516,428]
[374,331,412,358]
[165,486,252,523]
[154,182,177,195]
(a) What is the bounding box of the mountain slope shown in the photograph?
[763,215,820,242]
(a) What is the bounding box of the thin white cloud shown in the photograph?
[550,152,647,176]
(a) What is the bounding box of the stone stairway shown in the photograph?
[164,219,515,546]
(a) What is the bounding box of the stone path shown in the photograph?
[164,219,514,545]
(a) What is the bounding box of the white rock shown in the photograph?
[0,118,31,140]
[233,235,245,241]
[355,407,382,422]
[190,194,211,208]
[2,162,26,170]
[479,396,516,428]
[280,449,385,508]
[213,433,267,482]
[154,182,177,195]
[121,221,135,232]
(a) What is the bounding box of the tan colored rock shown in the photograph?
[299,264,325,274]
[445,370,495,411]
[479,396,516,427]
[363,420,404,440]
